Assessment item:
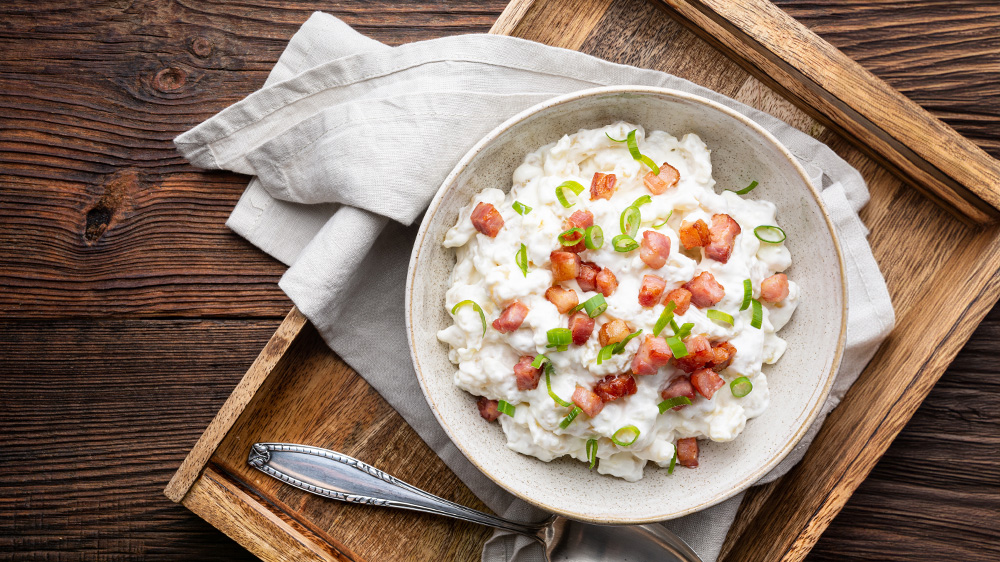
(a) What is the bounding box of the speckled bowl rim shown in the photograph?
[405,85,848,524]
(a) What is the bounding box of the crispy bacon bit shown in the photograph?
[663,287,692,316]
[674,334,713,373]
[677,437,699,468]
[492,301,528,333]
[760,273,790,303]
[599,319,631,347]
[477,397,500,422]
[660,376,696,410]
[691,368,726,400]
[545,286,579,314]
[708,341,737,371]
[595,268,618,297]
[572,385,605,418]
[643,162,681,195]
[550,251,581,282]
[590,172,618,201]
[471,202,504,237]
[568,311,596,346]
[704,214,741,264]
[576,262,601,292]
[513,356,542,391]
[562,210,594,253]
[638,274,667,307]
[594,374,638,403]
[679,219,711,250]
[684,271,725,308]
[640,231,671,269]
[631,335,673,376]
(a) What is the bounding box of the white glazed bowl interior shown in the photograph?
[406,87,846,523]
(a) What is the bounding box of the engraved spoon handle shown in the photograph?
[248,443,546,538]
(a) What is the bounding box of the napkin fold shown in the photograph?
[175,12,895,562]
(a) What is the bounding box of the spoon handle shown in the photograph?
[248,443,545,537]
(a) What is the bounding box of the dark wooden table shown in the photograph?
[1,1,997,560]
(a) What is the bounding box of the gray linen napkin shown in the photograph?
[175,12,895,561]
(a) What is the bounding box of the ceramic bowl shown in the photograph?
[405,86,846,523]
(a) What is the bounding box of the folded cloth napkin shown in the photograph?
[175,12,895,561]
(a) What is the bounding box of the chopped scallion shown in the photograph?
[606,132,627,143]
[625,130,660,175]
[558,227,585,246]
[676,322,694,340]
[569,301,586,314]
[597,343,615,364]
[586,438,598,469]
[708,309,733,325]
[667,447,678,474]
[497,400,516,417]
[658,396,693,413]
[611,425,640,447]
[740,278,752,311]
[559,406,582,429]
[750,299,763,329]
[451,300,486,337]
[653,301,677,337]
[632,195,652,208]
[516,243,528,277]
[754,225,786,243]
[584,225,604,250]
[612,234,639,252]
[546,328,573,351]
[531,354,549,369]
[731,376,753,398]
[582,294,608,318]
[653,210,674,229]
[666,335,688,358]
[544,368,573,408]
[512,201,532,215]
[555,181,585,208]
[620,206,641,237]
[729,180,759,195]
[613,329,643,354]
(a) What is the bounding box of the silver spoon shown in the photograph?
[248,443,702,562]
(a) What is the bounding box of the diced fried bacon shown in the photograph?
[679,219,711,249]
[471,202,504,237]
[638,274,667,307]
[663,287,692,316]
[545,286,579,314]
[492,301,528,333]
[589,172,618,201]
[691,368,726,400]
[708,341,736,371]
[760,273,789,303]
[704,214,741,264]
[674,334,713,373]
[568,311,596,346]
[684,271,725,308]
[594,374,638,403]
[643,162,680,195]
[576,262,601,292]
[477,397,500,422]
[598,319,631,347]
[561,210,594,253]
[660,376,696,410]
[676,437,699,468]
[550,251,581,282]
[640,231,671,269]
[595,268,618,297]
[631,335,673,376]
[513,356,542,391]
[572,385,605,418]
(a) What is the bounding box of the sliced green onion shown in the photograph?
[569,302,586,314]
[516,243,528,277]
[582,294,608,318]
[729,180,758,195]
[625,129,660,175]
[731,376,753,398]
[597,343,616,364]
[559,406,582,429]
[497,400,516,417]
[545,369,573,408]
[531,355,549,369]
[657,396,692,414]
[707,309,734,325]
[632,195,652,208]
[754,225,786,243]
[613,329,643,354]
[606,132,627,143]
[740,278,752,311]
[612,234,639,252]
[558,227,585,246]
[546,328,573,351]
[653,301,677,337]
[666,335,688,358]
[584,225,604,250]
[676,322,694,340]
[653,210,674,229]
[451,300,486,337]
[669,318,681,334]
[750,299,763,329]
[620,206,641,237]
[556,181,585,208]
[586,438,599,469]
[513,201,532,215]
[668,447,678,474]
[611,425,640,447]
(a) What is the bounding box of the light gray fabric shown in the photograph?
[175,12,895,561]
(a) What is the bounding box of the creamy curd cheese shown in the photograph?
[437,122,798,481]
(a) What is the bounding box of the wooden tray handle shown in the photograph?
[659,0,1000,225]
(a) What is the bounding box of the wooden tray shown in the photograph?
[165,0,1000,560]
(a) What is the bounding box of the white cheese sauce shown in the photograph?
[438,122,798,481]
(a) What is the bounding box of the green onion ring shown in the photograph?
[730,376,753,398]
[612,234,639,253]
[596,343,615,364]
[750,299,763,329]
[740,278,752,311]
[516,243,528,277]
[545,368,573,408]
[584,225,604,250]
[620,205,641,237]
[729,180,758,195]
[754,225,786,243]
[657,396,693,414]
[497,400,516,417]
[632,195,652,208]
[546,327,573,351]
[558,227,585,246]
[512,201,532,215]
[569,301,586,314]
[707,309,734,325]
[667,447,678,474]
[555,181,585,208]
[606,132,627,143]
[451,300,486,337]
[611,425,640,447]
[586,438,599,469]
[666,335,688,358]
[559,406,582,429]
[653,210,674,229]
[582,294,608,318]
[653,301,677,337]
[613,329,643,354]
[531,354,549,369]
[626,130,660,175]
